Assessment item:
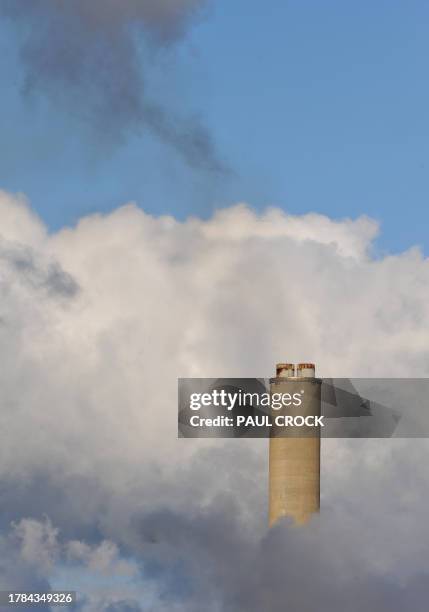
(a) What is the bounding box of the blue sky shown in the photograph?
[1,0,428,253]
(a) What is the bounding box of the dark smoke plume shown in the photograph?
[1,0,228,172]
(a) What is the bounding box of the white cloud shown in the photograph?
[1,190,429,609]
[12,517,59,572]
[67,539,137,577]
[197,203,379,259]
[0,190,46,246]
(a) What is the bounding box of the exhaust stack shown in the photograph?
[268,362,321,526]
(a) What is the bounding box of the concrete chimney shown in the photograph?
[268,362,321,527]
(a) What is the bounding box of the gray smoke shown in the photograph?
[134,498,429,612]
[0,0,228,172]
[0,240,79,298]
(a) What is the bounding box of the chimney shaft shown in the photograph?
[268,363,321,526]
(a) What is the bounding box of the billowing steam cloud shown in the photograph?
[1,190,429,609]
[0,0,228,172]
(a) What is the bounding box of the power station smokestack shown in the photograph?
[268,362,321,527]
